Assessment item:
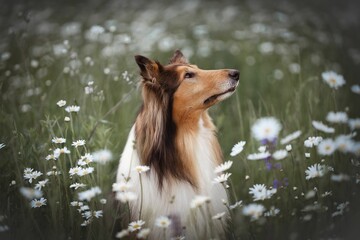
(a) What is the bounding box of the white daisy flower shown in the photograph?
[19,187,43,200]
[348,118,360,130]
[81,153,94,162]
[251,117,282,142]
[249,184,277,201]
[272,149,288,160]
[304,136,323,148]
[24,168,33,175]
[54,147,71,158]
[351,84,360,94]
[56,100,66,107]
[30,198,47,208]
[65,105,80,113]
[230,141,246,156]
[305,164,328,180]
[78,186,102,201]
[321,71,346,89]
[128,220,145,232]
[190,195,211,209]
[247,152,271,160]
[135,165,150,173]
[335,135,355,153]
[93,210,103,218]
[116,191,138,203]
[155,216,172,228]
[305,153,311,158]
[69,167,82,176]
[249,184,266,195]
[45,154,57,161]
[317,138,336,155]
[70,183,86,189]
[100,198,107,204]
[77,167,94,176]
[52,137,66,144]
[280,130,302,145]
[24,170,43,183]
[34,179,49,191]
[312,121,335,133]
[72,140,86,148]
[115,229,129,239]
[214,161,233,174]
[78,153,94,166]
[137,228,151,239]
[213,173,232,184]
[112,181,132,192]
[64,116,71,122]
[242,203,266,220]
[82,211,93,220]
[326,111,348,123]
[92,149,113,164]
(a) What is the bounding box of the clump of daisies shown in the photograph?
[20,169,48,209]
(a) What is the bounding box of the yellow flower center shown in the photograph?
[329,78,337,85]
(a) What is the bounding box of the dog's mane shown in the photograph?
[134,64,197,190]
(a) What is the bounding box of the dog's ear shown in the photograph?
[169,50,188,64]
[135,55,163,82]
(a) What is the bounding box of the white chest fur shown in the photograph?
[116,121,227,239]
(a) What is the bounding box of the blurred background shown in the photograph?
[1,0,360,239]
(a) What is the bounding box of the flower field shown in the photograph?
[1,0,360,239]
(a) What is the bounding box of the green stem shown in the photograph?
[228,178,238,203]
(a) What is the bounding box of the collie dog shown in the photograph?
[116,50,239,239]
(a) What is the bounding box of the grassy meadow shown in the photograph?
[1,0,360,239]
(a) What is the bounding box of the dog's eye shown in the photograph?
[184,72,195,79]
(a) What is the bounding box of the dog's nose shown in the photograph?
[228,70,240,81]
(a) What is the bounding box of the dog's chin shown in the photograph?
[203,86,237,105]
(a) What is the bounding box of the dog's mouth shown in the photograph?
[204,86,237,105]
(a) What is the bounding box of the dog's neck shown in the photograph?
[135,91,223,190]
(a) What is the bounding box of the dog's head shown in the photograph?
[134,50,239,187]
[135,50,239,111]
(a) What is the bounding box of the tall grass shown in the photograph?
[0,0,360,239]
